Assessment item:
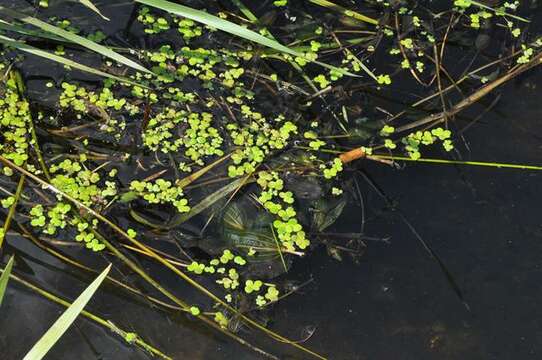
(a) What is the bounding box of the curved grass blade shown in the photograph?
[75,0,110,21]
[0,5,149,74]
[0,35,147,88]
[135,0,357,77]
[22,264,111,360]
[0,256,15,307]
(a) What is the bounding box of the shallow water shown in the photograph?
[3,72,541,360]
[2,1,542,359]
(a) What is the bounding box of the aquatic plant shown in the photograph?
[0,0,541,359]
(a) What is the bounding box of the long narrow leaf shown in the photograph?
[135,0,357,76]
[0,256,15,307]
[0,5,149,74]
[0,35,147,88]
[76,0,110,21]
[23,264,111,360]
[0,19,65,42]
[169,176,251,228]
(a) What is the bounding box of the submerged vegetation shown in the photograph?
[0,0,541,358]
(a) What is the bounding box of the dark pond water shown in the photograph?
[1,1,542,360]
[275,69,542,360]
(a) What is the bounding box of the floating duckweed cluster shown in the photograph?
[138,6,203,42]
[49,159,117,205]
[378,126,454,160]
[138,6,170,34]
[59,82,139,137]
[227,114,298,178]
[142,109,224,166]
[129,178,190,213]
[257,171,309,251]
[187,249,281,308]
[24,158,116,251]
[0,70,30,168]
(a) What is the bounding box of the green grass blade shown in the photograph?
[0,19,65,42]
[22,264,112,360]
[0,255,15,307]
[0,35,147,88]
[135,0,299,56]
[76,0,110,21]
[372,154,542,170]
[308,0,379,25]
[135,0,357,76]
[0,5,149,74]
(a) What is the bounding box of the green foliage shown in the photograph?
[0,256,15,307]
[0,6,148,73]
[0,74,30,167]
[213,311,229,328]
[138,6,171,34]
[256,171,310,251]
[0,2,534,357]
[130,178,190,213]
[189,306,201,316]
[23,264,111,360]
[400,127,454,160]
[244,279,262,293]
[321,158,344,180]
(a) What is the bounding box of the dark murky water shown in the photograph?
[274,70,542,360]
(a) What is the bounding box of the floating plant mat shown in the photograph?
[0,0,541,358]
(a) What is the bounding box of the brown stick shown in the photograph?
[396,50,542,133]
[339,50,542,164]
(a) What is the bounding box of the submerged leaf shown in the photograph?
[168,176,252,228]
[313,198,347,232]
[308,0,379,25]
[223,202,246,232]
